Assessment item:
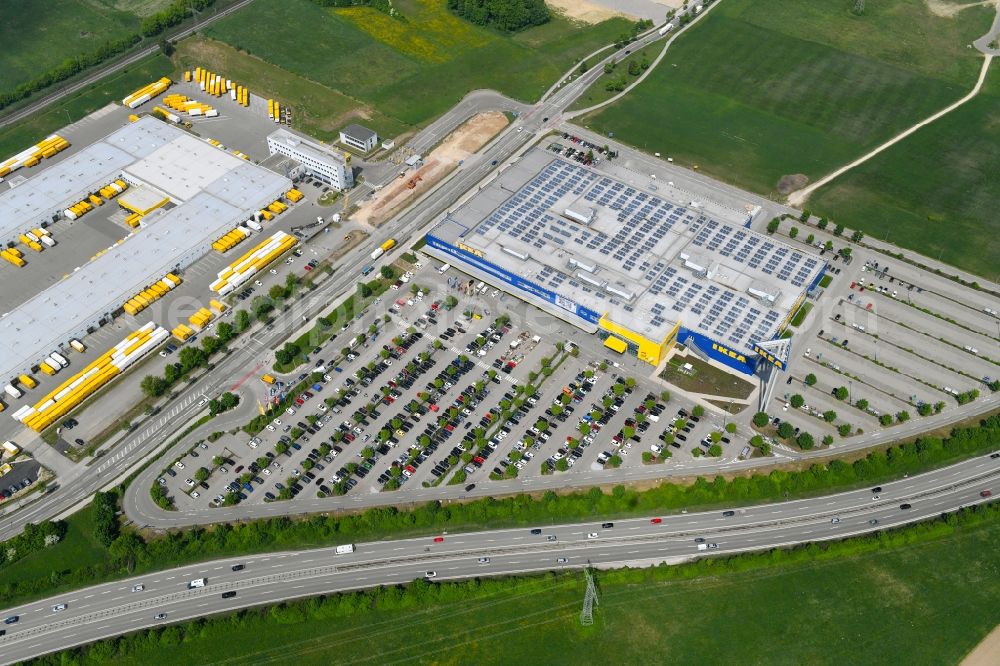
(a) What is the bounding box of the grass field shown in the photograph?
[0,502,106,584]
[0,0,171,94]
[202,0,632,129]
[77,513,1000,665]
[577,0,993,196]
[171,38,408,141]
[0,53,173,157]
[568,47,656,110]
[808,65,1000,278]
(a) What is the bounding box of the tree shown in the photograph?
[789,226,799,239]
[275,441,289,455]
[752,412,769,427]
[777,421,794,439]
[195,467,209,482]
[879,414,893,426]
[691,405,705,418]
[834,386,849,401]
[896,410,910,423]
[804,373,817,386]
[269,284,288,300]
[627,59,641,76]
[710,431,721,443]
[823,410,837,422]
[823,434,834,446]
[216,322,234,342]
[856,398,869,411]
[158,39,174,56]
[140,375,168,398]
[660,390,671,402]
[358,282,373,298]
[790,394,804,409]
[380,265,396,279]
[301,459,314,470]
[642,451,654,463]
[708,443,723,457]
[833,223,845,236]
[212,456,224,466]
[796,432,814,450]
[837,423,852,437]
[851,230,865,242]
[766,218,780,234]
[603,60,615,74]
[555,458,569,472]
[208,399,222,416]
[235,310,251,332]
[606,455,622,468]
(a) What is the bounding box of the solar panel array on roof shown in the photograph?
[690,219,820,287]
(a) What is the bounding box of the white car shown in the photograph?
[132,584,144,592]
[262,469,271,476]
[186,478,196,487]
[254,279,263,287]
[266,424,276,432]
[270,269,278,275]
[587,532,598,539]
[286,407,296,415]
[191,491,200,498]
[175,461,185,470]
[273,418,282,426]
[52,603,67,612]
[424,571,437,578]
[197,397,208,407]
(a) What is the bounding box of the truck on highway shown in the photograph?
[188,578,206,589]
[659,23,673,35]
[361,265,373,276]
[369,238,397,260]
[335,544,355,554]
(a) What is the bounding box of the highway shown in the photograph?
[1,454,996,663]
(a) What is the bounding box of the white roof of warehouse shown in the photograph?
[0,143,134,239]
[0,117,290,380]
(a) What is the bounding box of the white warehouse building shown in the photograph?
[0,117,290,381]
[267,128,354,191]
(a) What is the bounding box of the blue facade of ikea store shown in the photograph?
[425,233,821,377]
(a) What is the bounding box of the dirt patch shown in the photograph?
[332,230,369,261]
[546,0,625,23]
[355,111,509,228]
[777,173,809,194]
[925,0,995,19]
[962,624,1000,666]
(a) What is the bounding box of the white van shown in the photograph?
[696,544,707,552]
[335,544,355,555]
[475,281,485,292]
[188,578,206,589]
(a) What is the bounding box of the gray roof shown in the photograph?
[340,123,377,142]
[429,150,826,353]
[269,128,349,166]
[0,118,290,380]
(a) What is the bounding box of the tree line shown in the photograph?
[27,499,1000,665]
[2,414,998,605]
[447,0,550,32]
[0,0,218,112]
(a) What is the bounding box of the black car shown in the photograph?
[601,522,614,529]
[4,615,18,624]
[231,564,245,571]
[464,483,476,492]
[222,591,237,599]
[872,486,883,493]
[722,510,736,517]
[530,528,542,535]
[899,503,912,510]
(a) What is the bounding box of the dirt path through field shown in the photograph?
[961,624,1000,666]
[356,111,509,228]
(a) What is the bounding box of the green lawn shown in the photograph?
[58,512,1000,665]
[202,0,633,129]
[0,0,163,94]
[808,65,1000,279]
[577,0,992,196]
[569,47,657,111]
[0,53,173,156]
[0,502,106,585]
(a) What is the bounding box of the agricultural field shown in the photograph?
[808,66,1000,279]
[171,38,409,142]
[577,0,993,196]
[0,0,170,95]
[0,53,173,157]
[202,0,633,129]
[54,514,1000,665]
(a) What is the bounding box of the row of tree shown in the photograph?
[0,0,218,112]
[4,415,999,603]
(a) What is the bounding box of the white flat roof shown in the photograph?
[0,117,290,379]
[0,143,134,240]
[123,131,248,203]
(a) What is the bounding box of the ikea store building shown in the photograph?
[423,149,826,375]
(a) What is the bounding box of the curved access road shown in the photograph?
[1,453,997,664]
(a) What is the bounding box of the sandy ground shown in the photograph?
[357,111,509,228]
[926,0,997,18]
[332,230,368,260]
[961,624,1000,666]
[547,0,625,23]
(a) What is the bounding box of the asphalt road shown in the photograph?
[0,0,257,130]
[2,454,996,663]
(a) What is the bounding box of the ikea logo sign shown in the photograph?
[456,242,484,258]
[712,342,747,364]
[752,343,785,370]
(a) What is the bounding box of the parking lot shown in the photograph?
[771,248,999,446]
[154,260,763,509]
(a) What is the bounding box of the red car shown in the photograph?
[429,404,439,412]
[650,517,662,524]
[344,433,356,442]
[303,264,312,272]
[294,398,305,406]
[405,465,416,474]
[981,490,993,497]
[473,456,485,464]
[433,536,444,543]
